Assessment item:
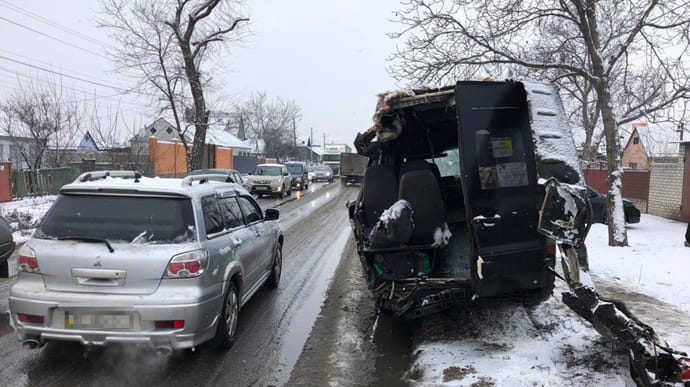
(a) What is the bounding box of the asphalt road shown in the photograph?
[0,180,358,387]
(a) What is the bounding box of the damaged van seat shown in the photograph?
[400,159,441,184]
[360,165,398,232]
[399,161,445,245]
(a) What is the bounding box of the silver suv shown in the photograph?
[9,171,283,352]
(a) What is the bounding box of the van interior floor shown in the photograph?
[433,223,471,280]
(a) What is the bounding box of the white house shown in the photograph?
[135,118,254,156]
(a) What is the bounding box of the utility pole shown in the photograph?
[293,117,297,146]
[679,122,685,142]
[310,127,313,164]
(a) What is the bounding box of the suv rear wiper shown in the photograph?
[57,236,115,253]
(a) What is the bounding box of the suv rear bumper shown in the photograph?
[250,184,281,195]
[9,274,224,349]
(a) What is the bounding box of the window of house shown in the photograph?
[166,128,173,134]
[633,137,639,144]
[629,162,637,169]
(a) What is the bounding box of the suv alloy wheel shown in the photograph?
[213,282,239,349]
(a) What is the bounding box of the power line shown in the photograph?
[0,70,152,115]
[0,55,126,91]
[0,0,113,50]
[0,48,127,89]
[0,15,111,60]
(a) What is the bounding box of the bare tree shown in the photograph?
[83,102,151,174]
[99,0,249,172]
[234,92,301,162]
[390,0,690,246]
[0,76,80,170]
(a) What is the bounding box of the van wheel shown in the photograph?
[267,245,282,289]
[279,187,285,199]
[212,282,239,350]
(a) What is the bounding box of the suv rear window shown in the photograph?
[36,194,196,243]
[286,164,304,174]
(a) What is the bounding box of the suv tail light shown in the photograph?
[164,250,208,279]
[18,313,44,324]
[18,245,40,273]
[155,320,185,329]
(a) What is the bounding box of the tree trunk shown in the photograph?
[179,43,208,172]
[582,0,628,247]
[597,83,629,246]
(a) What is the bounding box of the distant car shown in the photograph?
[285,162,310,191]
[311,165,334,183]
[189,168,244,185]
[307,166,315,182]
[0,215,15,278]
[9,171,283,351]
[586,186,641,224]
[244,164,293,198]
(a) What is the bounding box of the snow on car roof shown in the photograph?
[60,175,247,198]
[257,163,283,167]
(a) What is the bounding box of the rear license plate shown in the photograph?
[256,186,268,190]
[64,311,132,329]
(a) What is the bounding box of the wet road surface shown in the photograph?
[0,181,358,387]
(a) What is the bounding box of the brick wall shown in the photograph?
[648,145,685,219]
[215,146,233,169]
[583,167,650,212]
[148,138,188,177]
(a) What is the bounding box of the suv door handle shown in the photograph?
[232,238,242,246]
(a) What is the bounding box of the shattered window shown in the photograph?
[431,148,460,177]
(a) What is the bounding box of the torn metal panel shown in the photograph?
[539,184,688,385]
[538,179,591,246]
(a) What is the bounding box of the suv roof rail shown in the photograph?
[75,170,142,183]
[181,174,234,187]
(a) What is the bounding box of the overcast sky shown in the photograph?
[0,0,403,148]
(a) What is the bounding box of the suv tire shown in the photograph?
[279,187,286,199]
[212,282,239,350]
[267,244,282,289]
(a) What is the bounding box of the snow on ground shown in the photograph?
[407,214,690,386]
[407,278,634,386]
[0,195,56,243]
[587,214,690,314]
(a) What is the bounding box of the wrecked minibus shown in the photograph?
[348,81,689,386]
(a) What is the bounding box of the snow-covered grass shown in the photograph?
[587,214,690,314]
[0,195,56,243]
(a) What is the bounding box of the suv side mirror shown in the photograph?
[265,208,280,220]
[283,172,290,176]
